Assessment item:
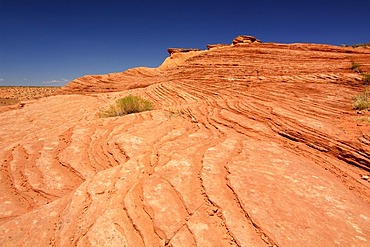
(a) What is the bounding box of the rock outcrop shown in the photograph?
[207,44,230,50]
[232,35,262,45]
[1,37,370,246]
[167,48,201,55]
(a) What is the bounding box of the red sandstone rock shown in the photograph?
[167,48,201,55]
[1,39,370,246]
[232,35,262,44]
[207,44,230,50]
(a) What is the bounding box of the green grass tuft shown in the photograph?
[99,95,154,117]
[353,90,370,110]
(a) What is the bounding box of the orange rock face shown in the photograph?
[1,39,370,246]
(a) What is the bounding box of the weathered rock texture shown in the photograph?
[1,39,370,246]
[60,67,163,94]
[167,48,201,55]
[207,44,230,50]
[233,35,262,45]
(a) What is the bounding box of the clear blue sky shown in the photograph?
[1,0,369,86]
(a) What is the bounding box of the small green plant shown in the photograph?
[363,73,370,86]
[351,62,360,73]
[99,95,154,117]
[353,90,370,110]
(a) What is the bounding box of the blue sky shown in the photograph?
[1,0,369,86]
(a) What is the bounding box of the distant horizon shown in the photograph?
[1,0,370,86]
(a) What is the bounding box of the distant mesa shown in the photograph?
[167,48,201,55]
[232,35,262,45]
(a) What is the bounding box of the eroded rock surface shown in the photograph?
[1,39,370,246]
[232,35,262,45]
[207,44,230,50]
[167,48,202,55]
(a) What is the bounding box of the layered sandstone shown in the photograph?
[1,37,370,246]
[207,44,230,50]
[167,48,201,55]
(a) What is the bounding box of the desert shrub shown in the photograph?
[341,43,370,48]
[351,42,370,48]
[356,116,370,123]
[99,95,153,117]
[353,90,370,110]
[351,62,360,73]
[363,73,370,86]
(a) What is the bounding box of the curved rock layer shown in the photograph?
[60,67,165,93]
[1,42,370,246]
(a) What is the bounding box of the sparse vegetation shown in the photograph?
[356,116,370,123]
[99,95,154,117]
[351,62,360,73]
[353,90,370,110]
[349,62,370,85]
[342,42,370,48]
[363,73,370,86]
[351,42,370,48]
[0,86,59,103]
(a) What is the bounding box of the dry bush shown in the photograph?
[351,62,360,73]
[363,73,370,86]
[353,90,370,110]
[99,95,153,117]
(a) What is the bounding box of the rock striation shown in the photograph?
[207,44,230,50]
[167,48,201,55]
[1,36,370,246]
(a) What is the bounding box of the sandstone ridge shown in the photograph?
[1,36,370,246]
[167,48,202,55]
